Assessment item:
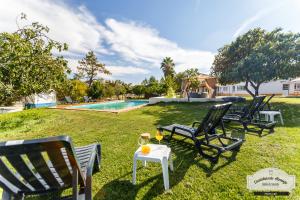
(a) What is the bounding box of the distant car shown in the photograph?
[222,96,246,103]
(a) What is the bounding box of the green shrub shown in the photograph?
[70,80,88,101]
[88,81,104,99]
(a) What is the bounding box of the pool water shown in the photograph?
[68,100,148,111]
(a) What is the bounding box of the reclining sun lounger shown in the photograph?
[0,136,101,200]
[158,102,244,163]
[223,96,276,136]
[83,96,96,103]
[229,94,275,114]
[65,96,79,104]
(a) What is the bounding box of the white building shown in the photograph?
[217,78,300,96]
[24,91,57,108]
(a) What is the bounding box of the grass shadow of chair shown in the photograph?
[93,168,167,200]
[93,137,242,199]
[225,122,275,138]
[164,136,241,177]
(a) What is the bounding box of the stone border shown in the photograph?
[149,97,224,104]
[49,101,148,113]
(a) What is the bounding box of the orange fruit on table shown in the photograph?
[141,145,151,154]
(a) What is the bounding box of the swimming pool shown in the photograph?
[67,100,149,112]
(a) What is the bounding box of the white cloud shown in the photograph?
[233,2,286,38]
[106,66,150,76]
[0,0,108,56]
[0,0,215,80]
[65,58,79,72]
[102,19,215,73]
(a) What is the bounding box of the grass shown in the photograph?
[0,98,300,199]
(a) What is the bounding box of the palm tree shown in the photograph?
[160,57,175,78]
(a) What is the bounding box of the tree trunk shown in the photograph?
[88,77,93,88]
[245,80,261,97]
[255,88,259,96]
[245,81,255,97]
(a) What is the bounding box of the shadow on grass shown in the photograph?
[94,137,239,200]
[94,100,299,199]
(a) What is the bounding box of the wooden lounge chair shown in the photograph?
[223,96,276,136]
[158,102,244,163]
[65,96,78,104]
[83,96,96,103]
[258,94,275,111]
[229,94,274,114]
[0,136,101,200]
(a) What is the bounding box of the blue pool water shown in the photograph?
[68,100,148,111]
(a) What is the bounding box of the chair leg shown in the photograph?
[2,190,12,200]
[242,122,248,132]
[85,176,92,200]
[169,154,174,172]
[72,168,78,200]
[168,132,174,142]
[132,157,137,185]
[195,140,219,163]
[161,157,169,190]
[142,160,147,167]
[279,113,284,125]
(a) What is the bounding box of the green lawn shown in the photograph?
[0,98,300,199]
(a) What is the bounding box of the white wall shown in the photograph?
[25,91,57,107]
[149,97,223,104]
[35,92,56,104]
[217,80,289,95]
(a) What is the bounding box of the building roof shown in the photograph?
[197,73,213,79]
[291,77,300,82]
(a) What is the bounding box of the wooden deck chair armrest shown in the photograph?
[172,126,194,134]
[0,178,22,199]
[84,144,100,200]
[192,121,201,127]
[86,152,96,177]
[230,105,246,110]
[86,144,101,177]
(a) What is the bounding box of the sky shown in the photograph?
[0,0,299,83]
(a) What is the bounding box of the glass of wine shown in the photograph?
[155,130,163,144]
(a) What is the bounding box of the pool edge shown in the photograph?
[49,103,148,113]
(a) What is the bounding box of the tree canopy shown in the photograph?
[211,28,300,96]
[0,13,69,105]
[160,57,175,78]
[77,51,110,88]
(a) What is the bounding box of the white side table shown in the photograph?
[259,110,284,125]
[132,144,173,190]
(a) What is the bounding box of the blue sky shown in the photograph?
[0,0,299,83]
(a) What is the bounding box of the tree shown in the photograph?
[132,85,145,98]
[182,68,200,100]
[164,76,177,97]
[123,83,132,94]
[56,79,73,100]
[113,80,126,99]
[77,51,110,88]
[88,80,104,99]
[160,57,176,78]
[144,76,160,98]
[184,68,201,91]
[103,83,115,98]
[70,80,88,101]
[211,28,300,97]
[175,72,185,92]
[0,13,69,105]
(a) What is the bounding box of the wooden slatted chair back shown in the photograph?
[65,96,73,103]
[242,96,266,120]
[195,102,232,136]
[0,136,84,196]
[259,94,275,111]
